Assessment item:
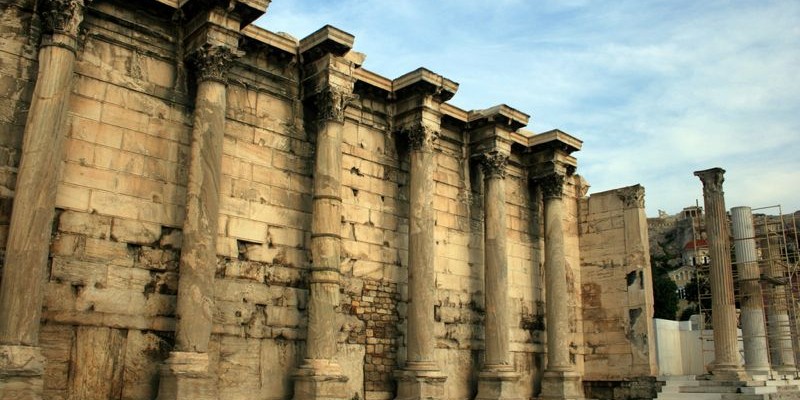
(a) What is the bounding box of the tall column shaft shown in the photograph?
[174,48,233,353]
[407,127,437,366]
[293,87,350,400]
[762,223,796,372]
[538,172,583,400]
[542,179,570,371]
[306,91,345,361]
[0,2,88,398]
[731,206,770,375]
[475,152,520,400]
[0,34,77,347]
[159,45,237,400]
[482,154,510,368]
[694,168,746,381]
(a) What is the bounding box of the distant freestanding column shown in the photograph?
[539,173,584,399]
[694,168,747,381]
[762,222,796,373]
[158,44,239,400]
[730,206,770,377]
[0,1,89,398]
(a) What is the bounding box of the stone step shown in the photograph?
[656,392,722,400]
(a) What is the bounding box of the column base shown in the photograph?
[395,362,447,400]
[476,367,522,400]
[293,359,348,400]
[0,345,44,400]
[156,351,217,400]
[745,366,772,380]
[710,364,749,382]
[539,369,584,400]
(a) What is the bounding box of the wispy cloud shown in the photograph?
[256,0,800,216]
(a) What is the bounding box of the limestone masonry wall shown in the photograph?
[0,1,658,399]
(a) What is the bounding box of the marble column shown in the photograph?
[762,222,796,373]
[476,152,520,400]
[694,168,747,381]
[158,44,239,400]
[0,1,89,398]
[538,173,584,400]
[395,123,446,400]
[731,206,771,377]
[293,87,350,399]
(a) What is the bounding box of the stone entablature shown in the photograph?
[0,1,657,399]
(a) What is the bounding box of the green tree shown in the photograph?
[652,268,679,320]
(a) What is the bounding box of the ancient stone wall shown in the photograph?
[579,185,660,399]
[0,1,657,399]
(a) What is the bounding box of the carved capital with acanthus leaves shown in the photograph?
[314,86,355,123]
[617,185,645,209]
[404,123,438,152]
[694,167,725,196]
[537,173,565,199]
[191,45,242,85]
[480,151,509,180]
[41,0,91,37]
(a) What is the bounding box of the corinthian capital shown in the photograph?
[694,167,725,195]
[480,151,509,180]
[404,123,438,152]
[191,45,241,84]
[41,0,91,37]
[617,185,645,209]
[314,86,354,123]
[538,173,565,199]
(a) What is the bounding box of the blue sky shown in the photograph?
[254,1,800,217]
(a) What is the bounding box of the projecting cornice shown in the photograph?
[392,68,459,102]
[300,25,355,62]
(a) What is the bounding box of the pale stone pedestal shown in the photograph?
[395,363,447,400]
[0,345,44,400]
[476,368,522,400]
[157,352,217,400]
[709,365,749,382]
[293,359,348,400]
[540,370,584,400]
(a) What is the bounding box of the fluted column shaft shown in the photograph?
[694,168,746,381]
[731,206,770,375]
[762,222,796,372]
[482,153,511,368]
[541,174,571,371]
[406,125,438,367]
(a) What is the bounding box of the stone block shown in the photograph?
[227,217,268,243]
[55,183,91,211]
[84,237,134,267]
[111,218,161,244]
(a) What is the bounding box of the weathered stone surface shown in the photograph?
[0,1,659,399]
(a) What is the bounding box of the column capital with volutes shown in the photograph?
[694,167,725,195]
[537,173,566,200]
[190,44,242,85]
[479,151,509,180]
[41,0,91,36]
[402,122,439,152]
[313,86,356,123]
